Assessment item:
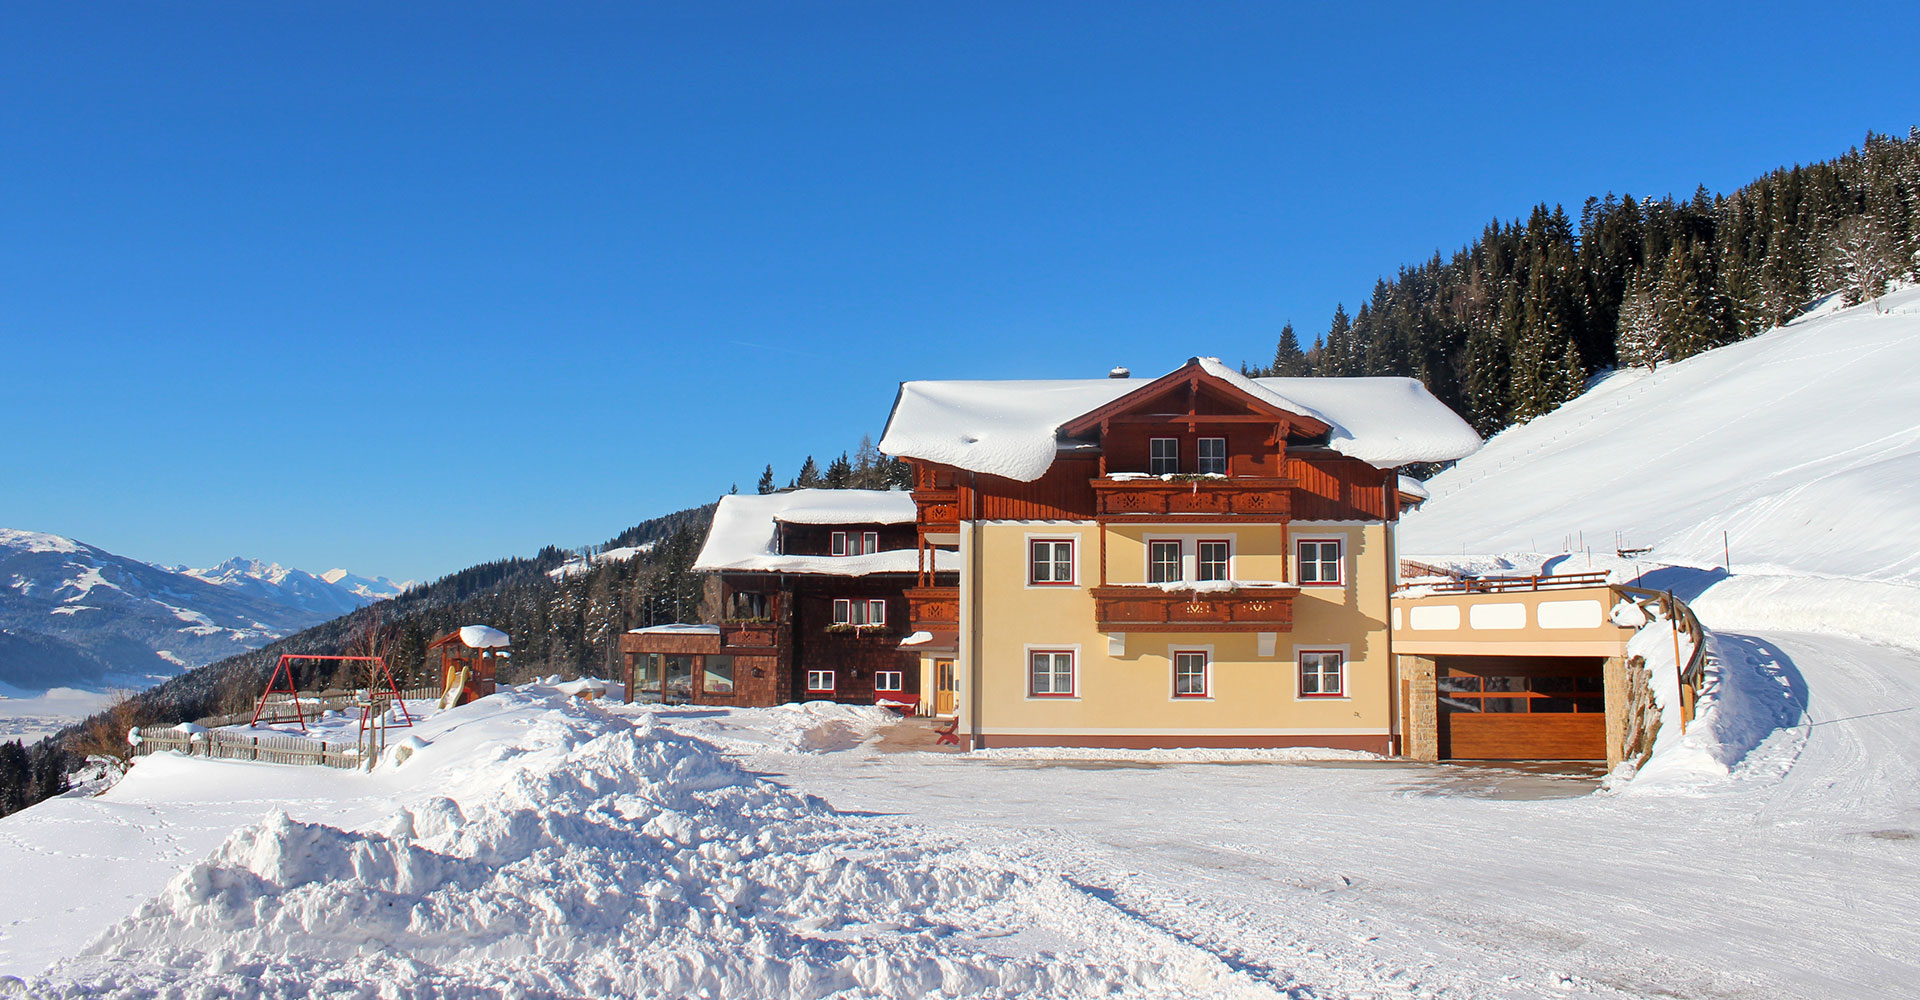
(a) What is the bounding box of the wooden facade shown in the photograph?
[623,506,952,710]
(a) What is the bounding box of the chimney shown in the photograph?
[1108,366,1131,379]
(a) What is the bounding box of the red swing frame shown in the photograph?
[249,654,413,732]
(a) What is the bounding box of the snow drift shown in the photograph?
[30,691,1276,999]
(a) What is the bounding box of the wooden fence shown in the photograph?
[132,726,363,768]
[134,685,444,770]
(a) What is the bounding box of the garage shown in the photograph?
[1436,656,1607,760]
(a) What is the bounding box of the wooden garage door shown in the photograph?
[1443,714,1606,760]
[1439,666,1607,760]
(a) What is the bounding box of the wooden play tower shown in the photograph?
[432,625,512,708]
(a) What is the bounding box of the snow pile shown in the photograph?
[694,491,959,577]
[1618,619,1806,796]
[880,358,1479,482]
[1403,285,1920,648]
[638,700,901,757]
[33,692,1271,999]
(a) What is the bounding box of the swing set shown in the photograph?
[249,654,414,738]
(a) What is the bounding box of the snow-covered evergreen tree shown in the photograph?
[1615,269,1666,372]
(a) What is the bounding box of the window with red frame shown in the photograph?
[831,598,887,625]
[1028,650,1075,696]
[831,531,879,556]
[1173,650,1208,697]
[1196,540,1231,581]
[1297,538,1343,585]
[1298,650,1344,697]
[1029,539,1075,585]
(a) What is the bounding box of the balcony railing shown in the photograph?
[1090,476,1293,520]
[1091,585,1295,632]
[719,624,778,650]
[913,489,959,532]
[906,586,960,629]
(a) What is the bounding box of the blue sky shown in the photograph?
[2,2,1912,583]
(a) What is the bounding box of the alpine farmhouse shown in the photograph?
[878,356,1481,751]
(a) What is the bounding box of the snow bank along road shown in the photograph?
[5,627,1913,1000]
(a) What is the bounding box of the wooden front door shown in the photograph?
[934,659,957,716]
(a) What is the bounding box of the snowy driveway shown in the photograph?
[680,629,1920,1000]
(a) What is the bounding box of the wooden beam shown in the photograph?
[1107,413,1290,424]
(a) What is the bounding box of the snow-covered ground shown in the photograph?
[5,656,1915,998]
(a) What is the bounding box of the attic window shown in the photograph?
[831,531,879,556]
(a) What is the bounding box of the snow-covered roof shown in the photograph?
[458,625,510,649]
[769,492,918,526]
[880,357,1481,481]
[1397,475,1430,501]
[694,490,958,577]
[627,624,720,636]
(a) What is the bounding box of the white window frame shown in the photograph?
[1025,646,1078,698]
[874,670,904,692]
[859,530,878,555]
[1028,537,1077,587]
[1172,648,1211,699]
[865,598,886,625]
[1296,647,1348,699]
[1197,437,1227,475]
[832,598,852,624]
[1296,536,1345,586]
[806,669,836,693]
[830,531,848,556]
[1149,437,1180,475]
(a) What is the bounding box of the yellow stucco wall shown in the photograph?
[965,520,1394,746]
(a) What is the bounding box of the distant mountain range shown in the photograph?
[0,529,410,695]
[174,557,413,621]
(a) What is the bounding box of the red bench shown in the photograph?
[876,692,921,714]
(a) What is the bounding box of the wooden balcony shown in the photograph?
[1091,476,1293,521]
[1091,585,1295,632]
[719,624,778,651]
[913,489,959,534]
[906,586,960,630]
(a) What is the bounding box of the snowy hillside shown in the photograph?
[1402,286,1920,645]
[546,542,655,580]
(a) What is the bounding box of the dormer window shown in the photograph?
[1150,438,1179,475]
[830,531,879,556]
